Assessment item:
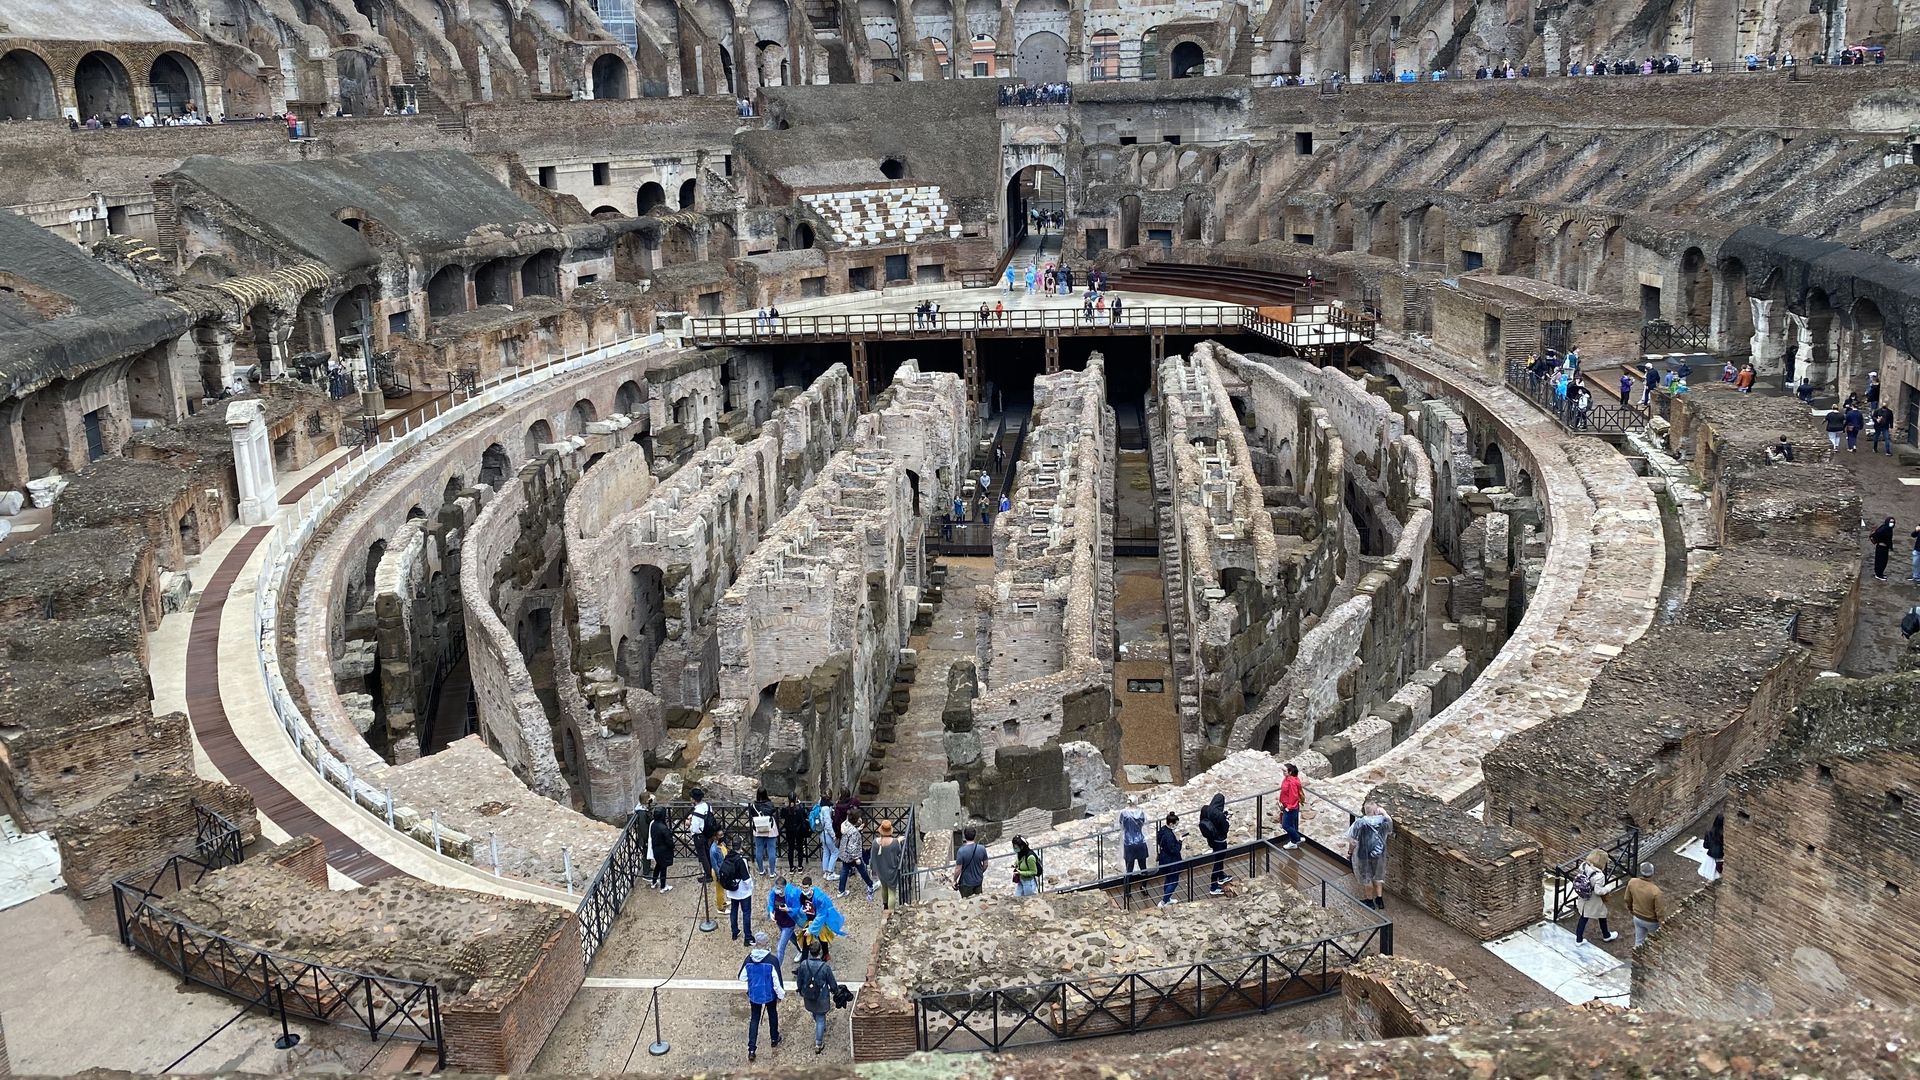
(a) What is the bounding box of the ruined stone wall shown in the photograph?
[53,773,257,898]
[1485,386,1859,857]
[1340,955,1493,1039]
[1635,669,1920,1020]
[966,357,1116,812]
[1371,782,1544,941]
[558,363,855,812]
[712,361,967,796]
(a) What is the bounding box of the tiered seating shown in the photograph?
[1106,262,1314,305]
[797,185,963,247]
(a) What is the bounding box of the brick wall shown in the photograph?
[1635,671,1920,1019]
[256,835,330,888]
[55,773,257,898]
[1341,955,1491,1039]
[851,912,919,1063]
[1373,783,1545,940]
[5,709,191,829]
[441,914,586,1074]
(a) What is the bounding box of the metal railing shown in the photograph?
[684,305,1251,342]
[1547,826,1642,924]
[110,807,447,1065]
[653,802,921,898]
[1503,360,1648,435]
[1641,319,1711,353]
[916,784,1360,897]
[574,808,650,966]
[913,841,1388,1052]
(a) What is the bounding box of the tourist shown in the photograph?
[1119,795,1150,899]
[978,301,991,325]
[1903,605,1920,638]
[1345,801,1393,910]
[797,876,844,960]
[794,943,842,1054]
[1624,862,1666,945]
[1703,814,1724,879]
[687,787,714,884]
[1083,294,1095,322]
[1735,363,1755,392]
[1844,401,1865,451]
[1871,516,1896,581]
[994,300,1007,323]
[952,827,988,897]
[1011,835,1042,896]
[1200,792,1231,894]
[767,875,803,967]
[870,819,907,908]
[1765,435,1795,464]
[1003,265,1016,293]
[1572,386,1593,430]
[1798,377,1814,405]
[1025,263,1037,294]
[1826,406,1847,449]
[781,793,811,872]
[1721,360,1738,384]
[812,795,839,876]
[1571,849,1619,944]
[1110,295,1124,324]
[998,492,1010,515]
[832,788,861,845]
[836,813,875,899]
[1618,370,1634,405]
[752,788,780,877]
[648,806,675,891]
[1866,372,1882,410]
[1910,523,1920,585]
[737,942,783,1062]
[1156,811,1184,907]
[1279,763,1304,848]
[1871,403,1896,455]
[718,839,757,943]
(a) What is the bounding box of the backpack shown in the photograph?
[717,853,748,891]
[809,804,827,833]
[1572,866,1597,900]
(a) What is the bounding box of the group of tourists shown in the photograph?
[1003,260,1110,297]
[1362,45,1884,83]
[999,81,1071,107]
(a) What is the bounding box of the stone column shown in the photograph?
[195,322,238,398]
[1748,298,1789,379]
[226,399,275,526]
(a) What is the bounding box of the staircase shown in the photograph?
[418,86,466,133]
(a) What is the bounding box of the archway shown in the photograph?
[662,223,696,265]
[637,181,666,215]
[524,418,554,457]
[1180,192,1207,242]
[1139,27,1161,78]
[1170,41,1205,78]
[149,52,205,116]
[591,52,630,98]
[1015,31,1067,82]
[0,50,58,120]
[1119,194,1141,248]
[591,205,623,218]
[628,565,668,685]
[74,51,134,120]
[1089,30,1121,80]
[520,250,561,298]
[570,397,599,435]
[475,258,514,305]
[678,178,697,208]
[427,264,467,317]
[794,221,815,249]
[756,40,789,86]
[881,157,906,180]
[1714,256,1754,357]
[480,443,511,488]
[1679,247,1710,324]
[1006,162,1066,246]
[616,379,646,416]
[919,37,951,79]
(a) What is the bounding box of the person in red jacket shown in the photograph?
[1279,764,1304,849]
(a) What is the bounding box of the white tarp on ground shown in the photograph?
[0,816,63,911]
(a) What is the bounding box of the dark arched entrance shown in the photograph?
[0,50,57,120]
[74,51,133,119]
[1170,41,1205,78]
[591,53,630,98]
[1006,163,1065,247]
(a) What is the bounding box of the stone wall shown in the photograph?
[1485,386,1860,857]
[712,361,968,796]
[54,774,257,898]
[1340,955,1492,1039]
[965,357,1117,815]
[1370,783,1544,941]
[1635,669,1920,1020]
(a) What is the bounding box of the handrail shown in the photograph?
[1546,825,1641,924]
[684,304,1250,341]
[1503,359,1648,435]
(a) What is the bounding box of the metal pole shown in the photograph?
[646,986,670,1055]
[273,984,302,1050]
[697,874,719,933]
[489,831,501,875]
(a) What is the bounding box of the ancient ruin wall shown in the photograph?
[711,362,967,796]
[967,357,1118,804]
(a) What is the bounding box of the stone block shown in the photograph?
[0,491,22,516]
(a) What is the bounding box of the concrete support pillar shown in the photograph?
[195,323,238,399]
[1748,298,1791,381]
[850,338,869,408]
[226,398,276,526]
[962,331,979,409]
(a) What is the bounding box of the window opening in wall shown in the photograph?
[915,263,945,283]
[106,205,129,235]
[723,154,733,176]
[884,253,909,282]
[578,273,597,286]
[1147,228,1173,255]
[1126,679,1165,693]
[1295,131,1313,155]
[1462,250,1484,271]
[1162,134,1181,144]
[1085,227,1108,256]
[593,161,612,185]
[1640,283,1662,323]
[801,276,827,298]
[82,408,106,461]
[1292,233,1314,245]
[849,266,875,291]
[1118,135,1138,146]
[538,165,557,188]
[698,291,723,315]
[388,310,410,335]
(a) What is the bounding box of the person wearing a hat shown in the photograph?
[869,818,908,908]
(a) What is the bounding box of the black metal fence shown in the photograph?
[1503,360,1648,434]
[1547,826,1642,924]
[1642,320,1711,353]
[112,810,446,1064]
[650,801,921,896]
[574,809,650,966]
[914,841,1389,1051]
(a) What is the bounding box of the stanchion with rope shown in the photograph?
[647,986,670,1056]
[696,874,719,933]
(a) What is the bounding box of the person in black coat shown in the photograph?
[649,806,676,891]
[1199,793,1231,893]
[1155,812,1185,907]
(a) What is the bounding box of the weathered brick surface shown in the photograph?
[54,773,257,898]
[1371,783,1544,941]
[1340,955,1491,1039]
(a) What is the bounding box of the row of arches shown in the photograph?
[0,48,207,121]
